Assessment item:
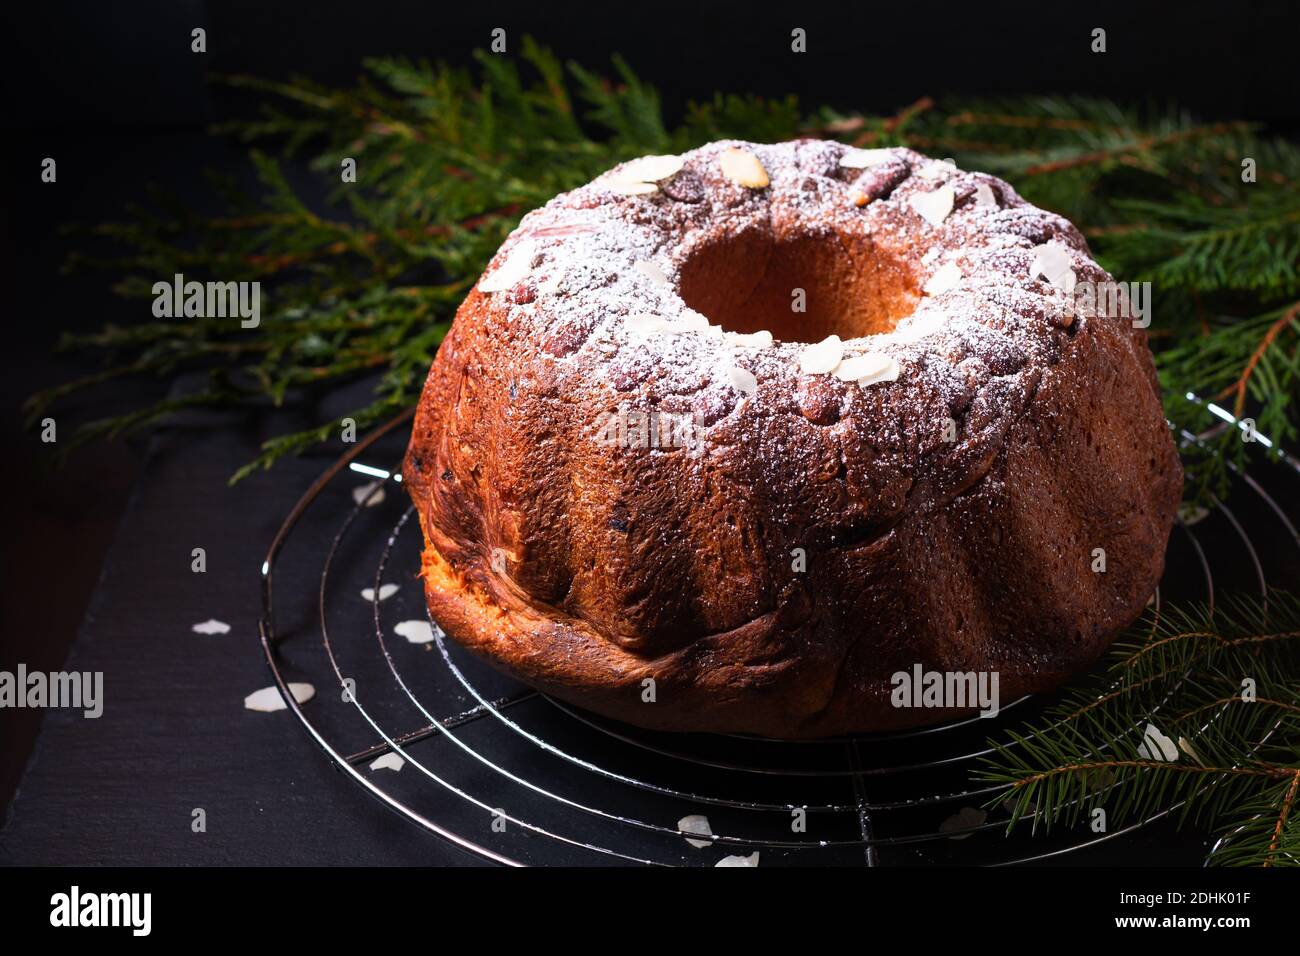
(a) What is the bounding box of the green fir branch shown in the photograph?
[982,591,1300,866]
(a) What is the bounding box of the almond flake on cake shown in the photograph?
[728,329,774,349]
[622,154,684,183]
[838,148,893,169]
[857,356,901,387]
[923,262,963,295]
[677,307,711,330]
[1029,242,1077,294]
[918,157,960,179]
[908,184,955,226]
[798,334,843,374]
[727,366,758,394]
[833,352,893,381]
[479,241,537,293]
[719,147,770,188]
[609,179,659,195]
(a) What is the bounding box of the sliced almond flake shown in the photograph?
[192,619,231,635]
[858,357,901,387]
[1136,722,1179,762]
[838,147,893,169]
[676,308,710,330]
[921,157,960,178]
[634,260,670,287]
[244,683,314,713]
[923,262,963,296]
[678,814,714,848]
[623,154,684,183]
[1030,242,1077,294]
[729,329,774,349]
[834,352,892,381]
[895,312,945,342]
[479,241,536,293]
[798,335,843,375]
[609,178,659,195]
[625,312,670,336]
[524,223,599,239]
[727,366,758,394]
[973,182,997,207]
[361,583,399,602]
[369,753,405,773]
[1030,242,1072,276]
[716,852,760,867]
[940,806,988,840]
[395,620,435,645]
[909,185,955,226]
[352,481,385,507]
[719,147,769,188]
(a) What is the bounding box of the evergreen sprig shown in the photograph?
[982,590,1300,866]
[27,42,1300,498]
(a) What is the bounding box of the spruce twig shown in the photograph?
[981,591,1300,866]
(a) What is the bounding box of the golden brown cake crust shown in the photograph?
[403,141,1183,738]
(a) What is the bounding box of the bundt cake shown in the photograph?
[403,140,1183,738]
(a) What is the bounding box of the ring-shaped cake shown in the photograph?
[404,140,1182,737]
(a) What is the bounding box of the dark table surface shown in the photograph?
[0,377,480,866]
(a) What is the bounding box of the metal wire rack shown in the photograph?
[258,403,1300,866]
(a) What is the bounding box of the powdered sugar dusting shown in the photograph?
[478,140,1103,484]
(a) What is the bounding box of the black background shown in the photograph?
[8,1,1300,132]
[1,0,1297,856]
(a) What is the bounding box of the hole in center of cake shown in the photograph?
[677,228,920,343]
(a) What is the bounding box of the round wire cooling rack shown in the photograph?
[258,403,1300,866]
